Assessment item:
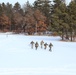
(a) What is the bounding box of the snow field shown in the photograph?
[0,33,76,75]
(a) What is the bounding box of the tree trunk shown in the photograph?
[62,33,64,40]
[62,29,64,40]
[70,29,73,41]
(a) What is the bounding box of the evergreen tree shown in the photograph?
[34,0,51,29]
[0,4,3,15]
[13,2,23,32]
[68,0,76,41]
[51,0,69,40]
[5,3,13,31]
[1,3,6,14]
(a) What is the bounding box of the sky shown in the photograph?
[0,0,71,6]
[0,0,35,5]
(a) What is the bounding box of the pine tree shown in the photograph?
[12,2,23,32]
[68,0,76,41]
[51,0,69,40]
[34,0,51,29]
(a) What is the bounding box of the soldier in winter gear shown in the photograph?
[44,43,48,49]
[49,43,53,51]
[40,40,44,48]
[35,42,39,50]
[30,41,34,49]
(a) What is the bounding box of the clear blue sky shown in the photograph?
[0,0,71,5]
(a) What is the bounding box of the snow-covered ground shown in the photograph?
[0,33,76,75]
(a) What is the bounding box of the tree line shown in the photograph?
[0,0,76,41]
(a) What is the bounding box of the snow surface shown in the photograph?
[0,33,76,75]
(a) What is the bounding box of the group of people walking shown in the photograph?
[30,40,53,51]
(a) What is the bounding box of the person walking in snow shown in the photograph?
[35,42,39,50]
[49,43,53,51]
[40,40,44,48]
[30,41,34,49]
[44,43,48,49]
